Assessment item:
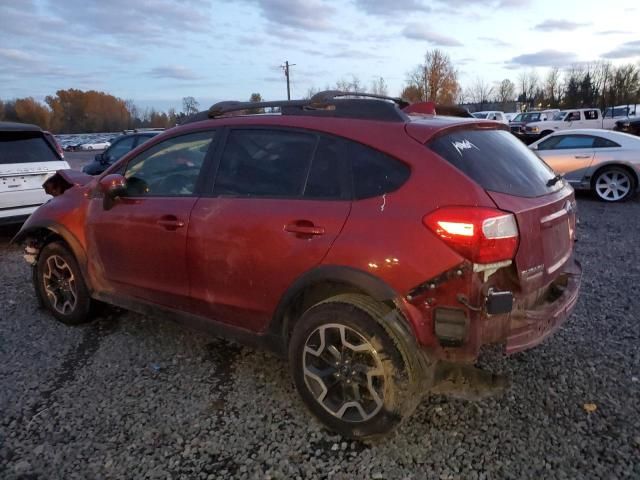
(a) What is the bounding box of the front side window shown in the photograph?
[215,129,316,197]
[124,131,215,196]
[567,111,581,121]
[584,110,599,120]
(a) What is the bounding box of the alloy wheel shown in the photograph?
[595,170,631,201]
[43,255,78,315]
[302,323,385,423]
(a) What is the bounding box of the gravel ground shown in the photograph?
[1,193,639,480]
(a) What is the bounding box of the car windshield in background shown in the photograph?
[0,131,59,164]
[512,114,523,122]
[552,111,566,120]
[428,129,560,197]
[472,113,488,119]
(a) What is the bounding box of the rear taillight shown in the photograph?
[423,207,519,264]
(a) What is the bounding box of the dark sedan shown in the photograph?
[82,131,161,175]
[615,117,640,137]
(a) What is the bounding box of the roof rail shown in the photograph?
[180,91,411,124]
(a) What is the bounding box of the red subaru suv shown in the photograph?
[14,92,581,439]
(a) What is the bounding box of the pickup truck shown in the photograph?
[523,108,618,140]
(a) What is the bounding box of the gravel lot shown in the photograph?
[1,193,639,479]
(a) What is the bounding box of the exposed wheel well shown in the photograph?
[590,163,638,190]
[276,280,395,345]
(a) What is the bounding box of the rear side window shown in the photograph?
[215,129,316,197]
[428,129,558,197]
[349,142,410,199]
[0,131,59,164]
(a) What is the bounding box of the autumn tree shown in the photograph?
[182,96,199,116]
[14,97,51,129]
[400,85,424,104]
[404,49,460,104]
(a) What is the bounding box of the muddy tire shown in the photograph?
[289,294,422,439]
[35,242,92,325]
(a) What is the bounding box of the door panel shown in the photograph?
[86,196,196,308]
[542,149,595,184]
[186,198,351,331]
[84,130,216,308]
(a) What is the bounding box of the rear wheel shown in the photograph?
[593,167,634,202]
[35,242,92,325]
[289,294,421,439]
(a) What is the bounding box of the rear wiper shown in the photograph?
[546,174,563,187]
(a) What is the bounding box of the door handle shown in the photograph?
[574,155,591,159]
[285,221,325,237]
[157,215,185,231]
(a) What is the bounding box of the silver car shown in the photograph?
[529,129,640,202]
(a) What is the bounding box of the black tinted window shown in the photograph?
[350,142,410,199]
[540,135,596,150]
[304,137,345,198]
[215,129,316,197]
[429,129,558,197]
[124,131,214,196]
[594,136,620,148]
[0,131,59,164]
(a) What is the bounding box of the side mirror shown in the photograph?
[98,174,127,204]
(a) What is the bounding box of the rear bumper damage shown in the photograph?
[505,257,582,354]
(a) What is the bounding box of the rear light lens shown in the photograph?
[423,207,519,264]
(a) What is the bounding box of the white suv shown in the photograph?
[0,122,70,224]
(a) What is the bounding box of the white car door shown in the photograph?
[534,134,597,185]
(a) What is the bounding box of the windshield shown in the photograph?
[472,112,488,119]
[552,111,566,121]
[512,113,523,122]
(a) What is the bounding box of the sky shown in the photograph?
[1,0,639,112]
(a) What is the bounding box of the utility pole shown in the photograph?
[281,61,296,100]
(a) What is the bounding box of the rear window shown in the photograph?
[0,131,59,164]
[428,129,559,197]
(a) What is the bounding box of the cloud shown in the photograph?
[147,66,203,81]
[508,49,579,67]
[479,36,509,47]
[597,30,631,36]
[533,19,590,31]
[402,24,463,46]
[354,0,430,15]
[327,49,383,60]
[602,40,640,59]
[242,0,336,31]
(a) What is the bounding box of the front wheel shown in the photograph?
[593,167,635,202]
[289,294,421,439]
[35,242,92,325]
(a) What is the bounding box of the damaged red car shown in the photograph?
[14,92,581,439]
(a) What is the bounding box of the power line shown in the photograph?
[281,60,296,100]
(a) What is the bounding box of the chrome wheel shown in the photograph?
[43,255,78,315]
[595,170,631,201]
[303,323,385,423]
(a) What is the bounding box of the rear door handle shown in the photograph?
[285,222,325,237]
[157,215,185,231]
[574,155,591,159]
